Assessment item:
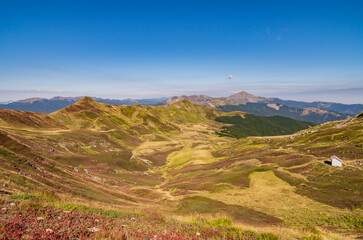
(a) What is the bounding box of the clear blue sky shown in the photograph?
[1,0,362,103]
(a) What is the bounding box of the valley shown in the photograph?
[0,97,362,239]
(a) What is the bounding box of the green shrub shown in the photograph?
[303,225,320,234]
[191,216,233,228]
[9,194,37,200]
[300,236,323,240]
[258,233,280,240]
[38,191,59,202]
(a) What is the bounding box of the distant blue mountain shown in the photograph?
[0,96,168,114]
[265,98,363,116]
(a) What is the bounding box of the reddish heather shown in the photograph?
[0,199,271,240]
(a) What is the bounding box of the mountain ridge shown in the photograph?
[1,91,362,124]
[164,91,359,123]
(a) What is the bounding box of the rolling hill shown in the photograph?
[0,97,362,239]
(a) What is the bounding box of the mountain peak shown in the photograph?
[170,99,193,106]
[226,91,263,102]
[51,96,103,115]
[76,96,96,104]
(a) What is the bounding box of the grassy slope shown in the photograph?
[0,108,65,129]
[0,98,362,239]
[277,114,363,209]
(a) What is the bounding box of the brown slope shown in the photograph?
[51,97,236,132]
[0,108,66,129]
[51,97,180,132]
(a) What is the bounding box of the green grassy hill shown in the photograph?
[51,97,220,131]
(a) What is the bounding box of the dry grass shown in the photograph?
[171,212,356,240]
[196,171,362,229]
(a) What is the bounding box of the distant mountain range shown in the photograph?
[216,103,347,124]
[0,96,168,114]
[164,91,362,124]
[0,96,314,139]
[1,91,362,124]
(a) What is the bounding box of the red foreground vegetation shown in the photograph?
[0,198,277,240]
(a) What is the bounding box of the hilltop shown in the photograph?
[0,98,362,239]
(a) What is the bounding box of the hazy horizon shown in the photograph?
[1,88,363,105]
[1,1,362,104]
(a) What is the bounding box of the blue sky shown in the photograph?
[0,0,362,103]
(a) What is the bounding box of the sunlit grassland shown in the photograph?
[194,171,362,230]
[172,213,356,240]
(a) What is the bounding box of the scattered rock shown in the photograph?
[196,232,201,236]
[95,219,100,223]
[37,217,44,220]
[130,217,136,221]
[1,208,7,211]
[74,167,79,173]
[63,210,71,213]
[9,202,15,207]
[84,169,91,175]
[92,176,104,183]
[121,225,127,228]
[88,227,100,233]
[46,229,53,233]
[0,190,12,195]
